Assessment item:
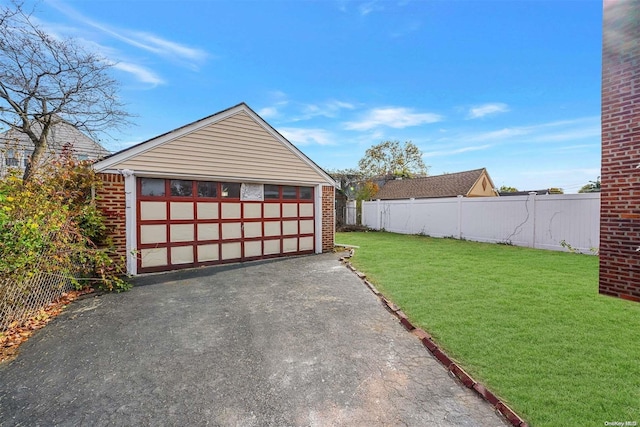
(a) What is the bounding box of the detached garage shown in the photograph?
[93,103,337,275]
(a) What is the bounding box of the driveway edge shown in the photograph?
[339,249,529,427]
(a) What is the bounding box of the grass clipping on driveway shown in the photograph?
[338,232,640,427]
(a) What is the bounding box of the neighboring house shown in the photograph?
[0,118,109,176]
[599,0,640,302]
[373,168,498,200]
[93,103,337,275]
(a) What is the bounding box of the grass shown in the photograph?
[337,231,640,427]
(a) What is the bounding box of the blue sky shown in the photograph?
[25,0,602,192]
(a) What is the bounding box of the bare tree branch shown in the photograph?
[0,1,131,180]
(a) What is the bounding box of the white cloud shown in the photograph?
[48,0,208,64]
[257,107,279,119]
[113,62,165,86]
[468,103,510,119]
[297,100,355,120]
[279,128,335,146]
[359,1,384,15]
[344,107,443,131]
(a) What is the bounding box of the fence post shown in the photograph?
[529,192,537,248]
[376,199,382,230]
[409,198,415,234]
[457,195,463,239]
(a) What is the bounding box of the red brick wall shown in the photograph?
[600,1,640,302]
[322,185,335,252]
[96,173,127,267]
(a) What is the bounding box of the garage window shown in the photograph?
[282,186,297,199]
[198,181,218,198]
[170,180,193,197]
[264,185,279,199]
[221,183,241,198]
[300,187,313,199]
[141,178,165,196]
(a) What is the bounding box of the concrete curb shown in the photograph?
[339,249,529,427]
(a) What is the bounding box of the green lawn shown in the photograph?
[337,231,640,427]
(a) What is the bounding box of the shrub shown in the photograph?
[0,152,130,293]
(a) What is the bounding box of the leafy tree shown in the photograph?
[0,2,129,181]
[499,185,518,193]
[326,168,362,200]
[549,187,564,194]
[358,140,428,178]
[578,177,601,193]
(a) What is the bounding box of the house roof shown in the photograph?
[94,102,337,187]
[498,189,552,196]
[374,168,494,200]
[0,118,109,158]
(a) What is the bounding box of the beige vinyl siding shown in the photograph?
[112,112,326,183]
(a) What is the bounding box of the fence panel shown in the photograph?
[361,193,600,254]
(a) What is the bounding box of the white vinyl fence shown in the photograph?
[362,193,600,254]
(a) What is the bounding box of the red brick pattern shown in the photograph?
[95,173,127,268]
[321,185,335,252]
[600,1,640,302]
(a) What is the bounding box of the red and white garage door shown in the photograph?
[136,178,315,273]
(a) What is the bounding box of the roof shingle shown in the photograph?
[374,168,489,200]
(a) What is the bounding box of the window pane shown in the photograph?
[170,180,193,197]
[141,178,165,196]
[264,185,279,199]
[221,183,241,198]
[197,181,217,198]
[282,186,297,199]
[299,187,313,200]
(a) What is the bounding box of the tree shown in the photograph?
[326,168,362,200]
[499,185,518,193]
[0,2,129,181]
[578,177,601,193]
[358,140,428,178]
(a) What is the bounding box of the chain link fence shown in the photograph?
[0,270,74,331]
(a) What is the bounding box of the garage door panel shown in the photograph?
[222,203,241,219]
[140,202,167,220]
[141,248,167,268]
[140,224,167,244]
[243,203,261,218]
[171,246,194,264]
[264,239,281,255]
[197,223,219,241]
[222,222,242,239]
[222,242,241,260]
[170,202,194,220]
[300,236,314,251]
[197,202,218,219]
[244,241,262,257]
[170,224,194,242]
[300,203,314,217]
[264,204,280,218]
[282,204,297,218]
[282,220,298,235]
[300,220,314,234]
[198,244,219,262]
[264,221,281,237]
[283,238,298,253]
[244,222,262,238]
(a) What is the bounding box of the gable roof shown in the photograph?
[374,168,496,200]
[0,118,109,159]
[94,102,336,186]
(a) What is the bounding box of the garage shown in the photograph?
[93,103,336,275]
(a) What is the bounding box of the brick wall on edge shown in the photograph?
[600,0,640,302]
[96,173,127,270]
[321,185,335,252]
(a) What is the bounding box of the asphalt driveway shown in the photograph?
[0,253,506,426]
